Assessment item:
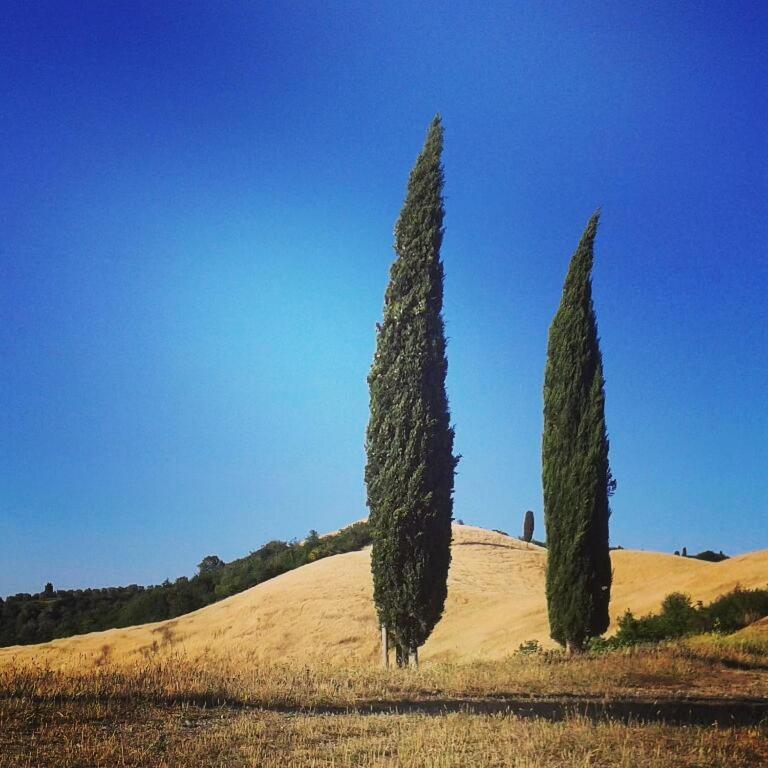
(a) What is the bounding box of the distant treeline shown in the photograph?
[675,549,729,562]
[0,522,371,648]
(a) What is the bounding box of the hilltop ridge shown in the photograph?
[2,524,767,670]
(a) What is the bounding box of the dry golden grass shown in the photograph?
[685,628,768,671]
[3,525,767,766]
[2,641,766,707]
[3,641,767,767]
[2,700,766,768]
[736,617,768,638]
[2,524,767,673]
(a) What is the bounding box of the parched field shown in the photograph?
[4,703,767,768]
[2,640,768,767]
[2,525,767,671]
[3,526,768,765]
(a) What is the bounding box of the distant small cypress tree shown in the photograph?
[365,116,457,666]
[522,510,534,543]
[682,547,687,558]
[542,212,613,654]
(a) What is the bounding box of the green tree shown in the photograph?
[542,212,613,654]
[522,510,534,543]
[365,116,457,667]
[197,555,225,575]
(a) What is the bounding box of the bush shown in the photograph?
[659,592,702,637]
[516,639,543,655]
[702,586,768,633]
[691,550,729,563]
[609,586,768,647]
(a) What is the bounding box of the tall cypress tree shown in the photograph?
[522,510,534,543]
[365,116,457,666]
[542,211,612,654]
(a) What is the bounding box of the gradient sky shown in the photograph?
[2,2,766,596]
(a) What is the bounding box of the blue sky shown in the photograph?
[1,2,766,595]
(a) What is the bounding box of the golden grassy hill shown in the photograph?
[735,616,768,638]
[2,524,767,671]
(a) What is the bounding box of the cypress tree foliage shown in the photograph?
[522,510,534,543]
[365,116,457,666]
[542,211,613,654]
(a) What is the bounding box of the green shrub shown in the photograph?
[609,586,768,648]
[516,639,543,655]
[702,586,768,633]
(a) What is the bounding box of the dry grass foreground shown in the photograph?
[2,524,767,671]
[3,704,767,768]
[3,643,768,767]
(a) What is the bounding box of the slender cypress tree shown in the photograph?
[522,510,534,543]
[542,212,612,654]
[365,116,457,666]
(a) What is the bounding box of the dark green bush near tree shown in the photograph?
[597,586,768,648]
[366,116,457,667]
[0,521,371,647]
[691,550,729,563]
[702,586,768,632]
[542,212,613,654]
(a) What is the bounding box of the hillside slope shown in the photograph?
[2,525,766,669]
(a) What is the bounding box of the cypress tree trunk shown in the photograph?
[365,116,457,662]
[380,625,389,668]
[542,212,613,653]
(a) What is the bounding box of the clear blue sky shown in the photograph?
[2,2,766,596]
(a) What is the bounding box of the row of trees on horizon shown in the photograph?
[0,523,373,647]
[1,512,731,649]
[366,116,613,664]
